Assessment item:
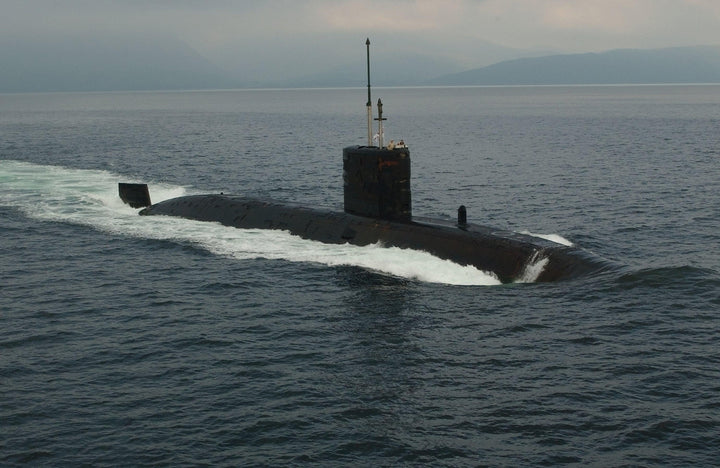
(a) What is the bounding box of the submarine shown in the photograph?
[119,39,603,283]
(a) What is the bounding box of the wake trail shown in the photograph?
[1,160,502,286]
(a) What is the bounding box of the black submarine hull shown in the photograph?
[139,194,602,283]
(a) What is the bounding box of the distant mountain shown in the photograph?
[271,53,464,88]
[204,32,551,88]
[4,35,719,93]
[427,46,720,86]
[0,33,239,93]
[0,31,559,92]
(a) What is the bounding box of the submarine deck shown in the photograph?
[140,194,603,283]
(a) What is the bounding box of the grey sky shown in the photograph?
[3,0,720,81]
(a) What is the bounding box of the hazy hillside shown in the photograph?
[0,34,238,92]
[206,33,553,88]
[427,46,720,85]
[3,35,719,93]
[271,53,465,88]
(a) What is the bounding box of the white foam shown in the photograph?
[0,160,501,286]
[520,230,574,247]
[515,251,550,283]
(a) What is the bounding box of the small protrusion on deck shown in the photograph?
[119,183,152,208]
[457,205,467,227]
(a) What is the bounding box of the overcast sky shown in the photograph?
[4,0,720,80]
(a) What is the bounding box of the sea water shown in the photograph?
[2,86,719,466]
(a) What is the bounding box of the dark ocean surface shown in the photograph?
[1,85,719,466]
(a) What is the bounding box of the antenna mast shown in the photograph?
[375,98,386,148]
[366,38,373,146]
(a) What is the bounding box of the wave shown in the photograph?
[0,160,502,286]
[515,251,550,283]
[520,230,574,247]
[616,265,720,289]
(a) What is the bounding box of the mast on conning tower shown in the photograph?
[366,38,373,146]
[344,38,411,220]
[375,98,386,148]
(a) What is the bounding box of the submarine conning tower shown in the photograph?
[344,39,411,221]
[343,144,411,221]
